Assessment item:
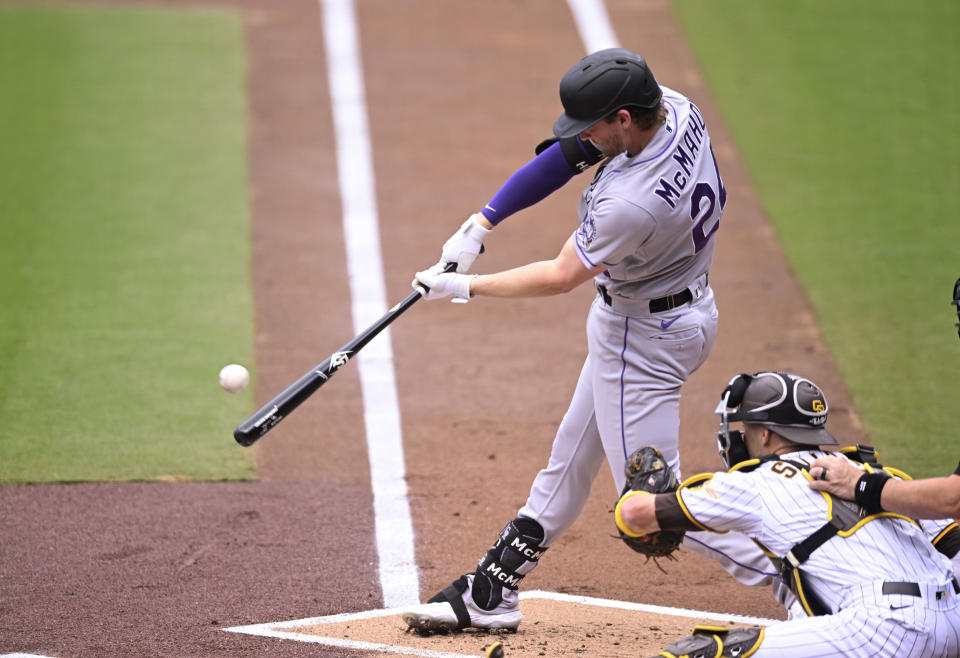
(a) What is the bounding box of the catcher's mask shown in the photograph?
[714,371,838,469]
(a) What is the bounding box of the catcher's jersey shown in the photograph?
[678,450,956,615]
[574,86,723,300]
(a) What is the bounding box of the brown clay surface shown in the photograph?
[0,1,866,656]
[294,597,762,657]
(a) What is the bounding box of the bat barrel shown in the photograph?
[233,366,330,445]
[232,284,432,446]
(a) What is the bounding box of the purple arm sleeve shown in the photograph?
[479,141,578,226]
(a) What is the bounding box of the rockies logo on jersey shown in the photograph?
[577,214,597,247]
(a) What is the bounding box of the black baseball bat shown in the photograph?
[234,264,455,446]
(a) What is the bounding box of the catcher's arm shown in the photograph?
[615,490,703,536]
[615,490,660,536]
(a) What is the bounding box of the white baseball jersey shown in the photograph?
[677,449,960,657]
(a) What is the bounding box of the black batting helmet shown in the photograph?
[553,48,662,139]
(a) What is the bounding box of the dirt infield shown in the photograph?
[0,1,867,656]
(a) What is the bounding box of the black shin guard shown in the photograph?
[471,516,546,610]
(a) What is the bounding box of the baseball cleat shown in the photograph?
[402,575,521,632]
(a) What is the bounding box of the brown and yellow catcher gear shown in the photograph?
[648,625,764,658]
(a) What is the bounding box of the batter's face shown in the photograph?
[579,113,628,157]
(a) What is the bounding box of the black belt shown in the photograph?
[882,578,960,598]
[649,288,693,313]
[595,283,698,313]
[596,283,613,306]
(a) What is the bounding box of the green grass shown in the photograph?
[671,0,960,476]
[0,4,255,482]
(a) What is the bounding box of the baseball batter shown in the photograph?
[618,371,960,657]
[403,48,751,632]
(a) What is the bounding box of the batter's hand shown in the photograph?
[438,213,491,273]
[413,266,476,302]
[808,454,864,500]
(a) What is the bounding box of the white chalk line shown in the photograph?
[319,0,419,608]
[226,627,475,658]
[522,590,778,626]
[223,590,780,654]
[566,0,620,52]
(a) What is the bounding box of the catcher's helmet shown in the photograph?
[553,48,662,139]
[720,372,837,446]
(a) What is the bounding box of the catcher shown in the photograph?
[616,371,960,657]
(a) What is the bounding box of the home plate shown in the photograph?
[224,590,778,656]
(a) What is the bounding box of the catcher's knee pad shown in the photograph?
[720,627,763,656]
[653,625,763,658]
[471,516,545,610]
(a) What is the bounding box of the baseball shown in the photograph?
[219,364,249,393]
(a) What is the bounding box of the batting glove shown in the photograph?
[438,213,491,273]
[413,266,476,303]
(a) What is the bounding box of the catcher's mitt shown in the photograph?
[616,446,685,565]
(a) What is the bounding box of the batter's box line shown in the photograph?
[222,589,780,656]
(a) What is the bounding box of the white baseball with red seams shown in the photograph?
[219,364,249,393]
